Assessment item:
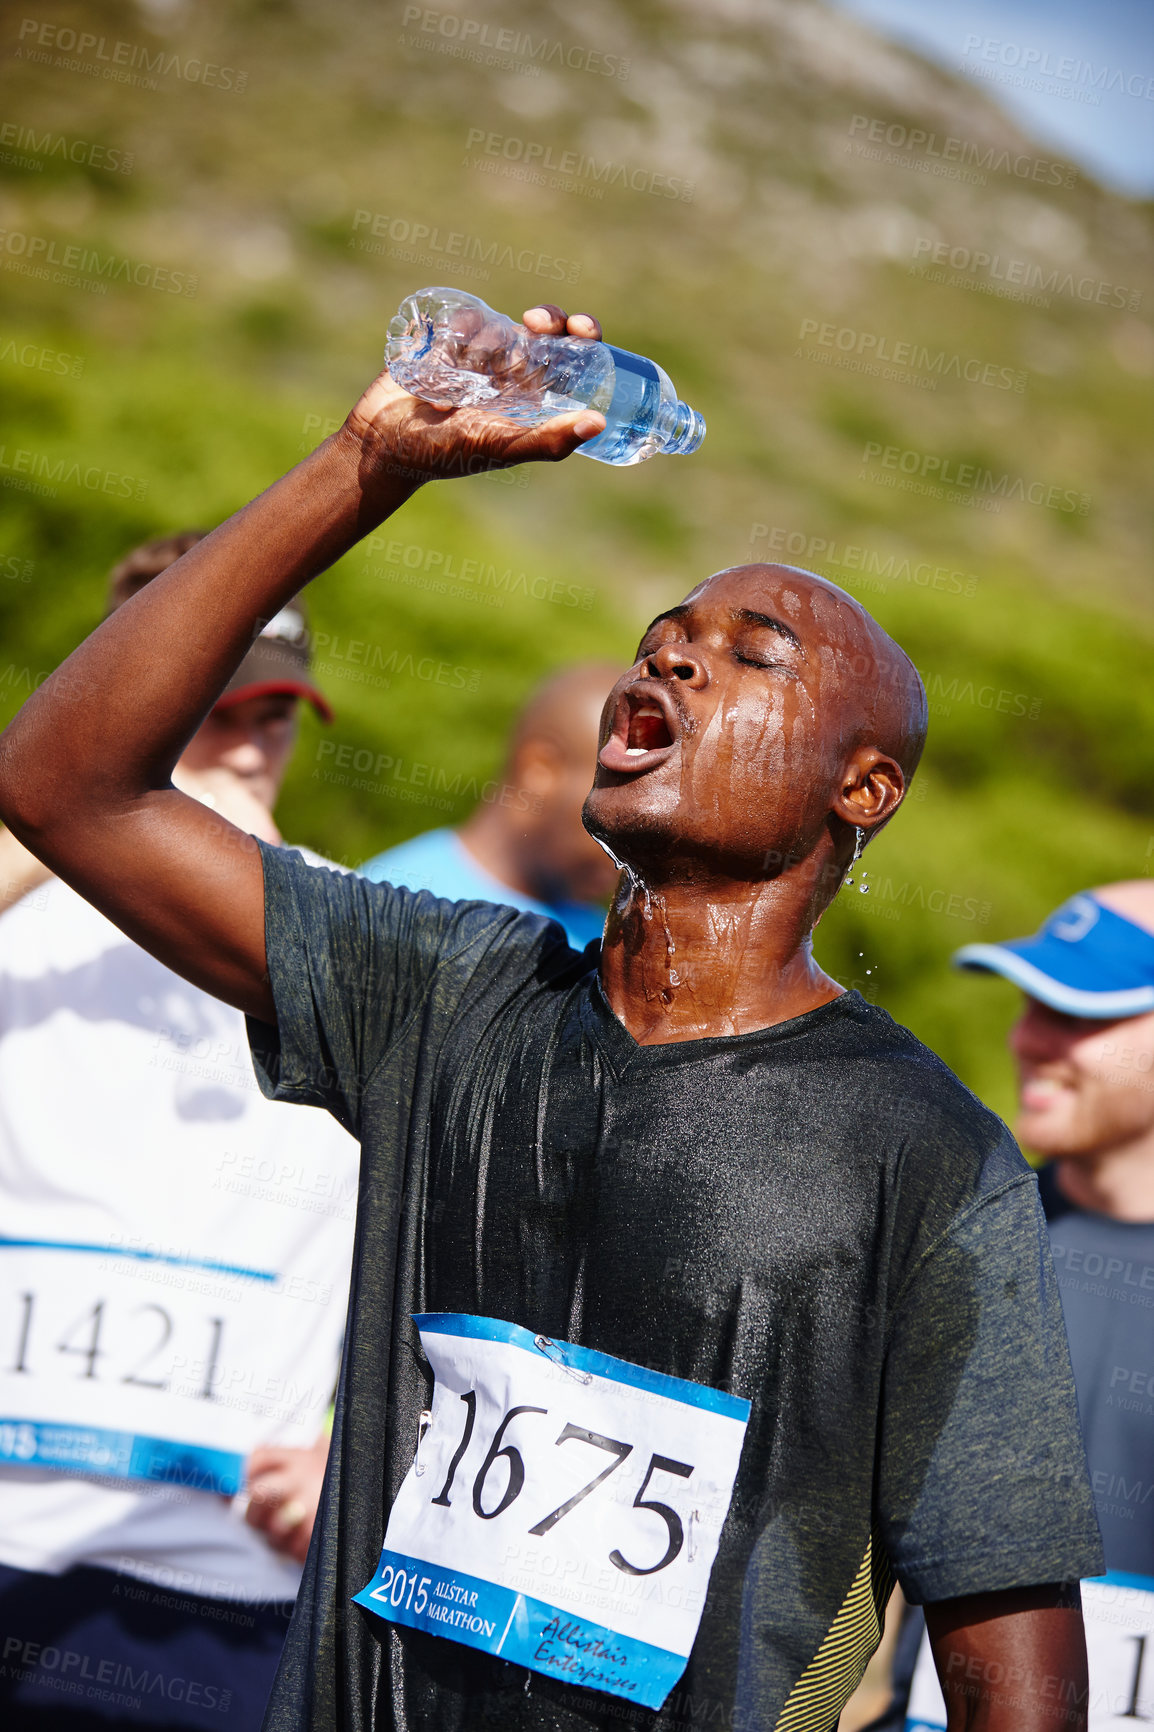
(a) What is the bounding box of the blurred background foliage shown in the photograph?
[1,0,1152,1122]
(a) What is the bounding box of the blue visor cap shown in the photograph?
[955,894,1154,1019]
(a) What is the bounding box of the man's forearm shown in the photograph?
[0,427,410,851]
[928,1585,1088,1732]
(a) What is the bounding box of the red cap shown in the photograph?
[215,603,333,724]
[107,533,332,723]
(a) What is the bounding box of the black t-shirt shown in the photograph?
[247,847,1103,1732]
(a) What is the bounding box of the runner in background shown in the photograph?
[891,883,1154,1730]
[359,661,621,951]
[0,536,359,1730]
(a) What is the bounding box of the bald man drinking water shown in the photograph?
[0,304,1103,1732]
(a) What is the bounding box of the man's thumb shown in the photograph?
[531,410,606,461]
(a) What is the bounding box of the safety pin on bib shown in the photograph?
[533,1334,593,1385]
[414,1408,433,1477]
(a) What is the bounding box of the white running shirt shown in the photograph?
[0,865,359,1603]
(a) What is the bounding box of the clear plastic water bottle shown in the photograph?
[385,286,705,467]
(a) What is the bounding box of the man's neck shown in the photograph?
[1055,1140,1154,1223]
[598,867,843,1046]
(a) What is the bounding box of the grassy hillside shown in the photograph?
[1,0,1152,1120]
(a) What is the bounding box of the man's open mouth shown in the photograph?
[1019,1074,1077,1110]
[598,685,680,774]
[626,701,673,754]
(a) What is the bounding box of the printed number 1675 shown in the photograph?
[430,1390,695,1576]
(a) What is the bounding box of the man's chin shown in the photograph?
[582,780,678,859]
[1015,1106,1085,1161]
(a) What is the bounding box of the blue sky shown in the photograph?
[827,0,1154,198]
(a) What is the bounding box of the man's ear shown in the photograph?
[831,747,906,833]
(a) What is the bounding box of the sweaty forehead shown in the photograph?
[678,564,869,650]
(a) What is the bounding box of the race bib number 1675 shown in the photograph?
[354,1314,751,1711]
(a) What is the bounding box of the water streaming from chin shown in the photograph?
[611,864,682,1006]
[593,835,625,873]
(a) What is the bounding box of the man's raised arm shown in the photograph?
[0,311,604,1023]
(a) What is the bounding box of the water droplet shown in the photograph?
[859,883,869,895]
[843,828,866,896]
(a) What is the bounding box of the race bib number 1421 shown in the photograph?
[354,1314,751,1711]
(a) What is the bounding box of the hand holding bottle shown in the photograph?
[384,287,705,465]
[335,303,609,505]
